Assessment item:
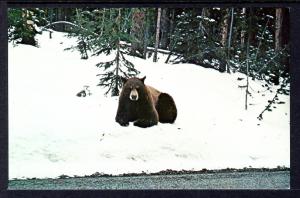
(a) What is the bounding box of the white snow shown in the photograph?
[9,31,290,180]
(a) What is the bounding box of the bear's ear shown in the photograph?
[140,76,146,84]
[120,76,128,84]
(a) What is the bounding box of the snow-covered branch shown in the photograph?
[41,22,174,57]
[42,21,99,36]
[257,46,287,74]
[257,84,285,120]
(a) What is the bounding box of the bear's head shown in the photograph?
[121,76,146,102]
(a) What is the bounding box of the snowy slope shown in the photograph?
[8,31,290,179]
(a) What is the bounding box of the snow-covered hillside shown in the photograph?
[8,31,290,180]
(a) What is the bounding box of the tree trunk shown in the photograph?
[100,8,106,36]
[226,8,234,73]
[130,8,145,58]
[273,8,286,84]
[153,8,162,62]
[165,8,175,63]
[48,9,54,38]
[245,8,253,110]
[113,9,122,97]
[221,9,229,47]
[275,8,283,52]
[143,9,150,59]
[282,8,290,74]
[198,8,205,35]
[275,7,290,69]
[281,8,289,48]
[160,8,169,49]
[56,8,65,31]
[240,8,246,49]
[53,8,73,32]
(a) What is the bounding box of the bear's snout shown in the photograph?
[129,89,139,101]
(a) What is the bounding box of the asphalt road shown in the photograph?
[8,170,290,190]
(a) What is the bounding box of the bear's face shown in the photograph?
[121,76,146,102]
[129,86,139,101]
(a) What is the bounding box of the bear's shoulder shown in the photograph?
[146,85,161,105]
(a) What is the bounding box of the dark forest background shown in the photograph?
[8,7,290,97]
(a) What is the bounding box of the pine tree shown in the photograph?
[65,8,93,59]
[170,8,224,71]
[56,8,139,96]
[252,9,287,83]
[94,8,140,96]
[8,8,45,46]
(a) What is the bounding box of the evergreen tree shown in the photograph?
[232,8,289,85]
[170,8,225,71]
[62,8,139,96]
[8,7,289,96]
[65,8,96,59]
[8,8,46,46]
[93,8,139,96]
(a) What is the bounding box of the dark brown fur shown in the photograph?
[156,93,177,123]
[115,77,177,128]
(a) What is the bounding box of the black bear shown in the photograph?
[115,76,177,128]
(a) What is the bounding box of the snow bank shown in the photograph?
[9,31,290,179]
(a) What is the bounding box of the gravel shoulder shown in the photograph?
[8,170,290,190]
